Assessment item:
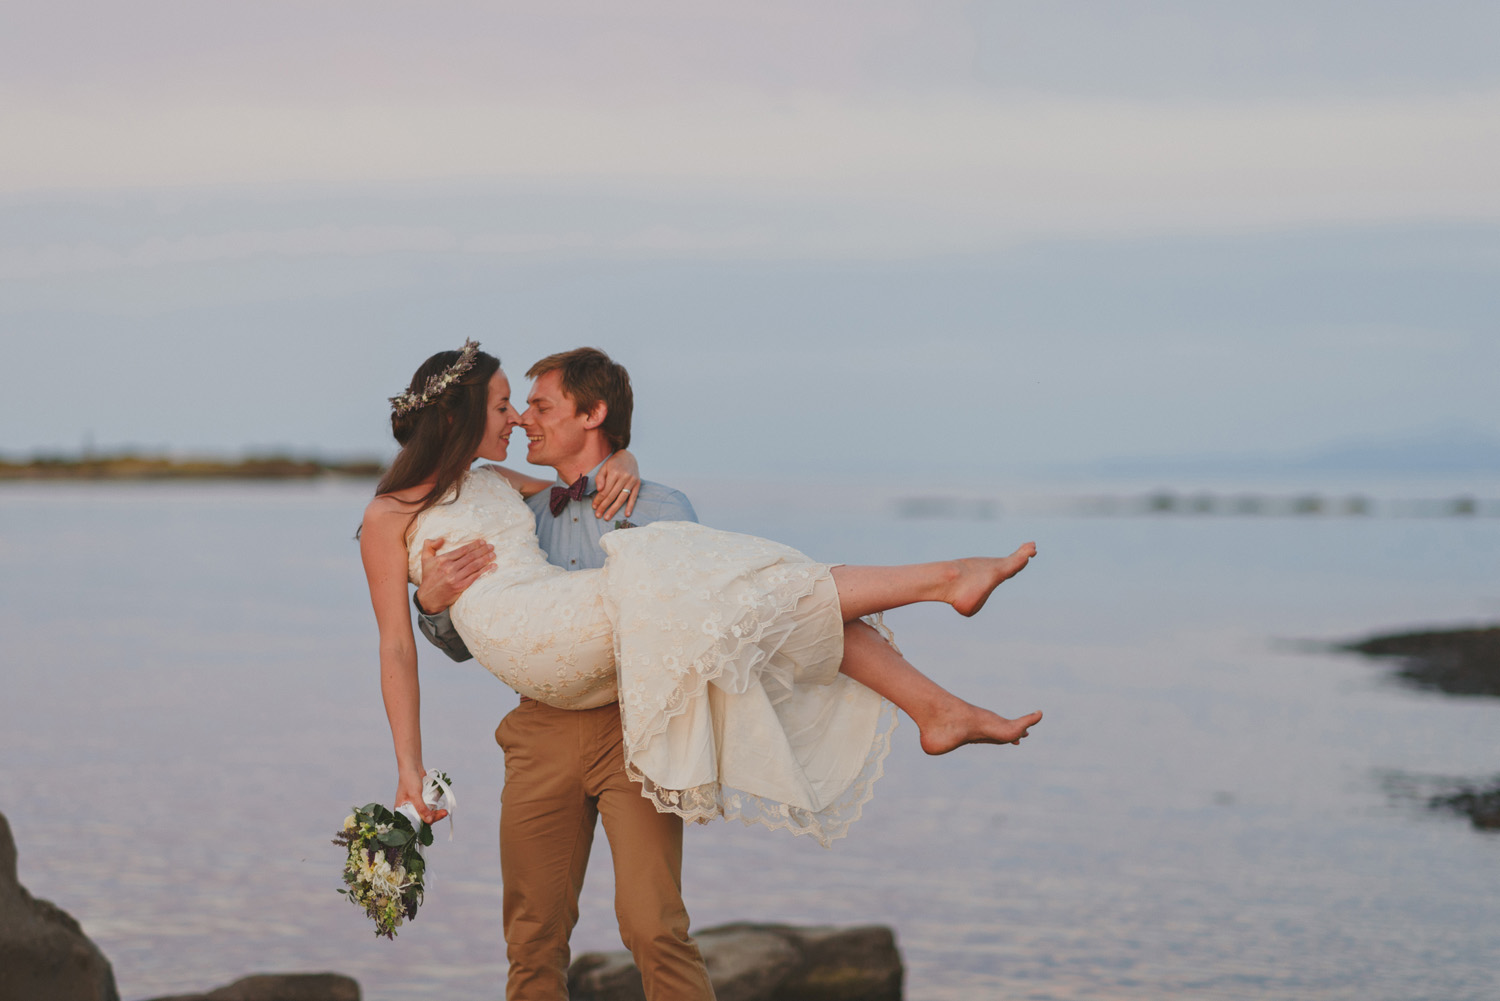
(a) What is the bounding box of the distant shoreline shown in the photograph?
[0,453,384,481]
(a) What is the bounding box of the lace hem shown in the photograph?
[618,561,836,754]
[623,697,899,848]
[617,556,900,846]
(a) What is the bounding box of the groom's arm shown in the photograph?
[412,537,493,663]
[415,597,472,662]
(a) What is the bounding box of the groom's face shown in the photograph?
[522,369,596,469]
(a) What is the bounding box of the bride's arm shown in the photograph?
[360,497,448,825]
[486,465,554,497]
[592,450,640,520]
[487,451,641,519]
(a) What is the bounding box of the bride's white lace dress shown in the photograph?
[407,466,897,845]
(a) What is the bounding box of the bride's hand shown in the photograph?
[395,773,447,826]
[594,450,640,520]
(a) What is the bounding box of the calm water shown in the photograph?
[1,477,1496,1001]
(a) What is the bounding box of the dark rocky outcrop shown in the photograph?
[1344,625,1500,697]
[0,811,120,1001]
[144,973,361,1001]
[1382,772,1500,833]
[568,922,903,1001]
[1429,780,1500,831]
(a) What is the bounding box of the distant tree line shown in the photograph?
[0,451,385,480]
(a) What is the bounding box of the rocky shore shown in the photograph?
[0,813,119,1001]
[569,923,903,1001]
[1343,624,1500,698]
[1344,624,1500,832]
[1,810,903,1001]
[1428,782,1500,830]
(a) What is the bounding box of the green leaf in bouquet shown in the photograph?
[417,822,434,847]
[377,827,411,847]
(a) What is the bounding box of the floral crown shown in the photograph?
[390,340,482,417]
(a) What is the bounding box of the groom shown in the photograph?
[411,347,716,1001]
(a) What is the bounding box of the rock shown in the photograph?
[0,811,120,1001]
[1429,782,1500,831]
[695,926,803,1001]
[773,924,904,1000]
[1382,772,1500,833]
[568,922,903,1001]
[1344,625,1500,697]
[143,973,361,1001]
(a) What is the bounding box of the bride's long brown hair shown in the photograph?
[375,346,501,516]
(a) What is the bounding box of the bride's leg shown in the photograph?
[830,542,1036,621]
[839,620,1042,754]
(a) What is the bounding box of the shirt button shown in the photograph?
[570,559,576,565]
[573,516,578,522]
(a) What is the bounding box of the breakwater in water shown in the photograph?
[895,489,1500,519]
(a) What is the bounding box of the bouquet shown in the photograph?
[333,770,455,939]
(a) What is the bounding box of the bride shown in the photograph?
[361,341,1042,844]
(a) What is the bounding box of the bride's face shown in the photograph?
[473,370,519,462]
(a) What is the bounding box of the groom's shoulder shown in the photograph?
[633,479,697,524]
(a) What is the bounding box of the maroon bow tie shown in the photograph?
[548,474,590,516]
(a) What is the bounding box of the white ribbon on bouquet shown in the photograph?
[394,769,457,849]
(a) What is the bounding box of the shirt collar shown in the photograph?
[557,456,611,495]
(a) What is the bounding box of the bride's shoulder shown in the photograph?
[477,463,552,498]
[368,481,432,510]
[473,464,523,492]
[361,486,428,536]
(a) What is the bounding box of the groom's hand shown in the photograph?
[414,537,495,615]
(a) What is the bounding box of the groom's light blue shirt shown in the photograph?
[415,458,696,662]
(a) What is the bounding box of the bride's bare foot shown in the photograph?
[919,705,1042,755]
[948,543,1037,616]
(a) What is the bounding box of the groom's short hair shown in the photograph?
[527,347,634,451]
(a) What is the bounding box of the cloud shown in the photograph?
[7,2,1498,104]
[0,217,796,280]
[3,90,1499,261]
[0,225,458,279]
[5,2,1497,260]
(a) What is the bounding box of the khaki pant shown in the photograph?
[495,699,716,1001]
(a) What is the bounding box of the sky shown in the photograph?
[2,1,1497,481]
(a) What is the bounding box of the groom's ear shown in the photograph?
[582,400,608,430]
